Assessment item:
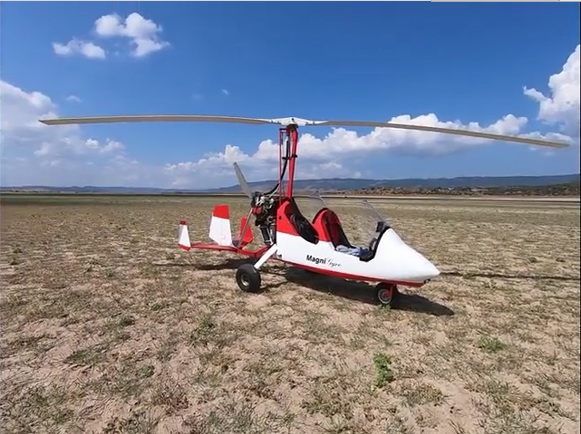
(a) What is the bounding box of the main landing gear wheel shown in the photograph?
[236,263,261,293]
[376,283,400,307]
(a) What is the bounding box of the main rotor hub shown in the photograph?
[267,117,326,127]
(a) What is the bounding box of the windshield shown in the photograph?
[350,199,391,248]
[294,195,391,251]
[294,192,327,223]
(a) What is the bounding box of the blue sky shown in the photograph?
[1,2,579,188]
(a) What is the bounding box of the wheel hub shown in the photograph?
[378,288,393,303]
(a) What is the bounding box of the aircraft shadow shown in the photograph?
[442,271,580,282]
[284,268,455,317]
[154,258,286,292]
[155,259,454,315]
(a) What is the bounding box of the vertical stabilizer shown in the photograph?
[209,205,233,246]
[178,220,191,250]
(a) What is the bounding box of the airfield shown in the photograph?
[1,193,579,433]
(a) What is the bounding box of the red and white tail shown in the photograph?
[178,220,191,251]
[178,204,254,251]
[209,205,254,248]
[209,205,234,246]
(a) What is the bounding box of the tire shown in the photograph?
[236,263,261,293]
[376,283,400,307]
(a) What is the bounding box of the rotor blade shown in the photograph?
[233,162,253,198]
[38,113,570,148]
[317,120,570,148]
[38,114,275,126]
[39,114,328,127]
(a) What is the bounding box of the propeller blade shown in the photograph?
[317,120,570,148]
[233,162,253,198]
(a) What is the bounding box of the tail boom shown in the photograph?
[178,204,263,257]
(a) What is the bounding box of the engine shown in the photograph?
[250,192,278,246]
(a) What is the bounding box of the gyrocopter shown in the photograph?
[39,114,569,306]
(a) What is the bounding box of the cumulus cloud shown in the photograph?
[52,39,106,59]
[163,111,570,187]
[524,44,580,139]
[66,95,82,103]
[94,12,170,57]
[0,80,139,187]
[51,12,169,60]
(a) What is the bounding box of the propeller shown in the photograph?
[38,114,571,148]
[233,162,253,198]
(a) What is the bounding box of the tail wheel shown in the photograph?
[376,283,400,307]
[236,263,261,293]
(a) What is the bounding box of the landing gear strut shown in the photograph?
[376,283,400,307]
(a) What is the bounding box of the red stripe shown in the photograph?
[191,243,237,252]
[280,259,425,287]
[179,220,188,225]
[178,244,191,251]
[212,205,230,219]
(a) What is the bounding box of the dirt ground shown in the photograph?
[1,195,579,434]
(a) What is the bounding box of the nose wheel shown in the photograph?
[376,283,400,307]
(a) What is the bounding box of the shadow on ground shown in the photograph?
[155,258,454,316]
[152,257,252,270]
[442,270,580,282]
[284,268,455,317]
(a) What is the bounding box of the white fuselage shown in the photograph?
[275,228,440,284]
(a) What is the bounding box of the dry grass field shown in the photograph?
[1,194,579,434]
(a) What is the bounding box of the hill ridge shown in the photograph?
[1,173,579,194]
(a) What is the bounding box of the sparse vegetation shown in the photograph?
[1,194,579,433]
[350,180,581,197]
[477,335,506,353]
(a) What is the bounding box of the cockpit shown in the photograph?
[294,195,391,261]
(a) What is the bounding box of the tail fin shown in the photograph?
[233,217,253,248]
[209,205,233,246]
[178,220,191,250]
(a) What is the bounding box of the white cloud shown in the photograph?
[163,110,570,186]
[66,95,82,103]
[94,12,170,57]
[51,12,168,60]
[221,89,230,96]
[0,80,137,187]
[52,39,106,59]
[0,80,70,146]
[34,138,124,158]
[524,44,580,139]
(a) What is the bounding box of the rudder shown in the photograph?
[209,204,233,246]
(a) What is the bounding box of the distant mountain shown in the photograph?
[1,173,579,194]
[207,173,581,193]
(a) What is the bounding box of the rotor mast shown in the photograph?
[283,122,300,199]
